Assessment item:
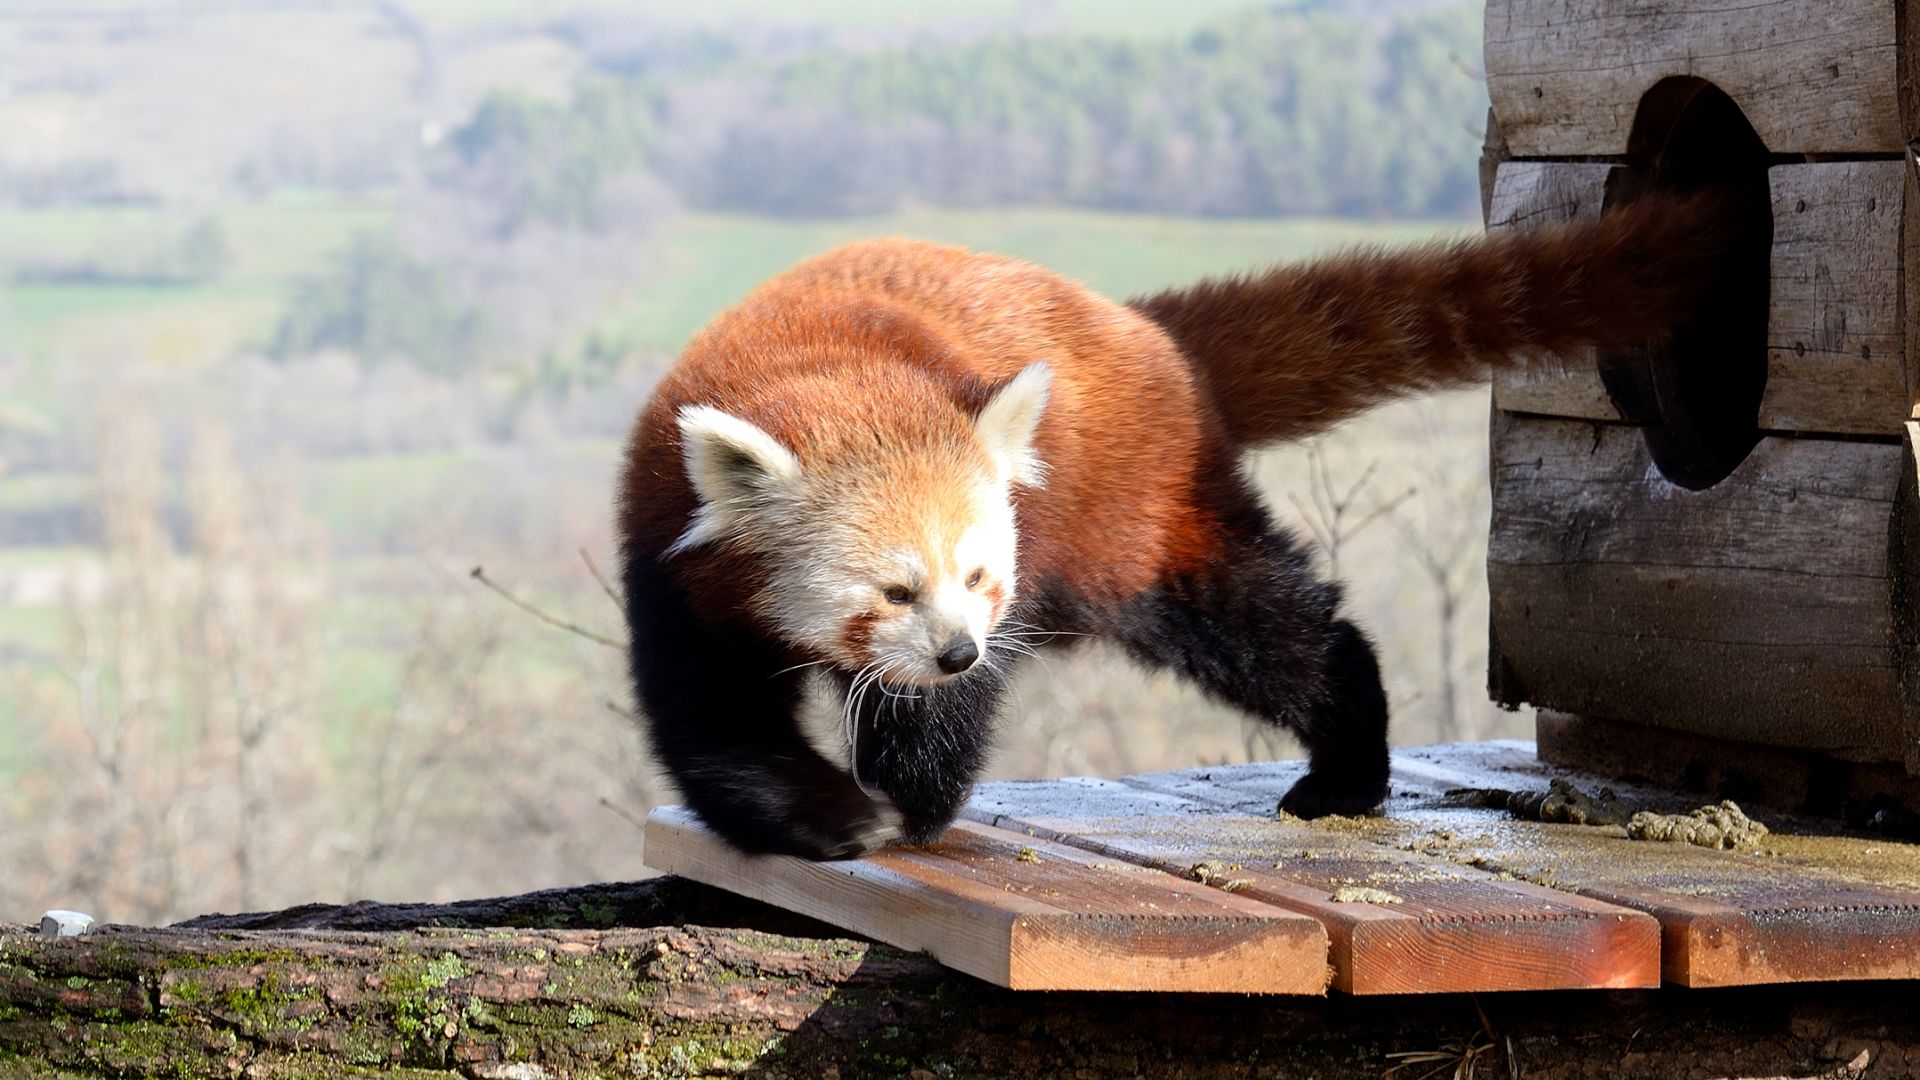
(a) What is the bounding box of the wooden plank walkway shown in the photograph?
[645,806,1329,993]
[963,778,1659,995]
[643,741,1920,994]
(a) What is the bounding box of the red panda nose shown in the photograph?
[936,637,980,675]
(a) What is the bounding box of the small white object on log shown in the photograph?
[38,910,95,938]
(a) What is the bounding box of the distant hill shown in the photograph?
[0,0,1486,219]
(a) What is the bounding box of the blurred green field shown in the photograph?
[2,198,1461,379]
[0,198,395,371]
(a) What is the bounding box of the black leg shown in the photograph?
[1106,528,1390,817]
[624,552,900,859]
[841,658,1012,844]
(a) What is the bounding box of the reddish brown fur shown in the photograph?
[619,196,1732,628]
[621,238,1220,612]
[984,582,1007,623]
[841,611,877,657]
[1129,193,1736,446]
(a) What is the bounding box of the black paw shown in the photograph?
[1278,767,1388,819]
[688,769,903,860]
[786,785,904,860]
[898,803,966,846]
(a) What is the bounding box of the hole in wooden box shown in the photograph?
[1597,76,1772,491]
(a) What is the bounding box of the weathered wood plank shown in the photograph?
[1488,415,1907,762]
[642,805,1330,993]
[1908,149,1920,421]
[1372,747,1920,988]
[1763,160,1907,434]
[1485,0,1908,156]
[966,778,1662,995]
[1899,420,1920,773]
[1124,746,1920,988]
[1486,160,1909,435]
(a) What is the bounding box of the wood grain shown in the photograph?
[1763,161,1907,434]
[966,779,1661,995]
[1487,414,1908,762]
[1485,0,1908,156]
[1122,746,1920,988]
[1908,147,1920,420]
[1486,160,1909,435]
[1370,744,1920,988]
[642,805,1330,993]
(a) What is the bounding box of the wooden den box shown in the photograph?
[1478,0,1920,799]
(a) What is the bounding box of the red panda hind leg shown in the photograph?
[623,548,903,859]
[1107,527,1391,818]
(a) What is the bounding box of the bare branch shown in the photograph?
[580,548,624,613]
[469,565,627,650]
[598,795,649,834]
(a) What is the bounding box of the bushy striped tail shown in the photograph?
[1128,192,1742,447]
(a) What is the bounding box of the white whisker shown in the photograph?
[770,656,833,679]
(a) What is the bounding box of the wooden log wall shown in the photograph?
[1480,0,1920,772]
[1487,160,1912,435]
[1484,0,1916,156]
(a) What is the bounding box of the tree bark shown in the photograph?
[1,878,1914,1079]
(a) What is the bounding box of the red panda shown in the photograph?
[616,194,1736,858]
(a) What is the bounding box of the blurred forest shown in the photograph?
[0,0,1515,925]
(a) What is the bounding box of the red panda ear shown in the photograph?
[669,405,804,554]
[974,363,1052,487]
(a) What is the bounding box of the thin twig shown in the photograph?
[599,795,648,834]
[579,548,623,612]
[1346,485,1416,541]
[469,565,627,650]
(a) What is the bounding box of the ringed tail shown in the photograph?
[1128,191,1743,448]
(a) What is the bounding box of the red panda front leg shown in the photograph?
[624,553,903,859]
[840,662,1012,844]
[1110,527,1391,818]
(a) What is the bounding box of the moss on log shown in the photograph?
[1,878,1916,1079]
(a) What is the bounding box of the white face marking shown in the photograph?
[752,480,1019,687]
[669,386,1049,687]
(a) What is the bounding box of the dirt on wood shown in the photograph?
[1627,800,1771,850]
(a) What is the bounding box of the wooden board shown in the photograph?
[1378,745,1920,988]
[1487,414,1908,762]
[1485,0,1909,157]
[1764,160,1908,433]
[642,805,1330,994]
[646,743,1920,993]
[1123,745,1920,988]
[965,779,1661,995]
[1910,146,1920,422]
[1486,160,1910,436]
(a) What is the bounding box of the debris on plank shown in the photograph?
[1329,886,1403,905]
[1442,777,1633,826]
[1627,801,1768,851]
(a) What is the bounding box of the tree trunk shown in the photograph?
[1,878,1913,1079]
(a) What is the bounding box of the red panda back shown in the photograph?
[618,238,1227,609]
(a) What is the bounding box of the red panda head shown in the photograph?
[667,363,1051,686]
